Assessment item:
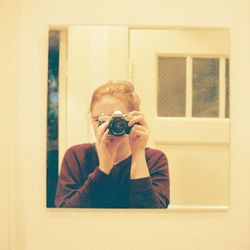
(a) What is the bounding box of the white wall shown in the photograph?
[2,0,250,250]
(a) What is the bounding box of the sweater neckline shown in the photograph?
[113,154,132,166]
[91,142,132,167]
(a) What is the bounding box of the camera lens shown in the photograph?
[109,118,126,136]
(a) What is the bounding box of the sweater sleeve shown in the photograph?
[54,147,110,208]
[129,151,170,208]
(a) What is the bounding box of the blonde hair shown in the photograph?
[90,81,141,112]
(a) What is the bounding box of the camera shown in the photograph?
[98,110,136,136]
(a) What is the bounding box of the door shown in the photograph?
[129,28,230,209]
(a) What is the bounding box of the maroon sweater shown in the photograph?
[55,143,170,208]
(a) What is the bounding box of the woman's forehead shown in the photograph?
[92,96,128,116]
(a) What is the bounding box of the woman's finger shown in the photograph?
[100,128,109,143]
[132,124,149,132]
[128,114,143,127]
[96,119,110,141]
[129,111,141,116]
[131,130,145,138]
[128,113,148,127]
[130,125,149,138]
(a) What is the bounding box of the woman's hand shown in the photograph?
[95,119,125,175]
[128,111,150,155]
[128,111,150,179]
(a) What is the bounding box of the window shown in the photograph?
[157,56,230,118]
[158,57,186,117]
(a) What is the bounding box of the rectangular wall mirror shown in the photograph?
[47,25,230,210]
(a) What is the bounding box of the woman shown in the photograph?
[55,81,170,208]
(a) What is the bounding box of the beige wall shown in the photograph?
[0,0,16,249]
[1,0,250,250]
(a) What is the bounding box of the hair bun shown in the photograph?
[90,80,141,112]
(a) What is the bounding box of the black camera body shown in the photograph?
[98,110,136,136]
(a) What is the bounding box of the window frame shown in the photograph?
[157,53,230,119]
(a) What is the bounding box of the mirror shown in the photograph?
[47,25,230,209]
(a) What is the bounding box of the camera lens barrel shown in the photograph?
[109,117,129,136]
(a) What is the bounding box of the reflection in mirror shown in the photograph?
[47,31,59,207]
[47,25,230,209]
